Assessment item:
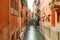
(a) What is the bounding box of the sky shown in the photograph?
[27,0,34,11]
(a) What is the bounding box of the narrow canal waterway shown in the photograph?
[23,25,45,40]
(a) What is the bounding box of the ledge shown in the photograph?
[11,8,19,16]
[41,23,52,29]
[51,27,60,32]
[42,23,60,32]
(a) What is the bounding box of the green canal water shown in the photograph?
[23,25,45,40]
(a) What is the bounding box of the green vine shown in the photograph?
[24,0,27,3]
[49,0,55,10]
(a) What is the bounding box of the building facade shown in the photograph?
[39,0,60,40]
[0,0,27,40]
[0,0,9,40]
[20,0,27,34]
[40,0,60,26]
[40,0,51,25]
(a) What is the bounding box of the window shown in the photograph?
[11,0,15,9]
[11,34,14,40]
[57,12,60,23]
[48,15,51,22]
[16,31,18,39]
[21,12,22,17]
[11,0,18,11]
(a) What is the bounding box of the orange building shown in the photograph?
[21,0,27,31]
[9,0,21,40]
[0,0,26,40]
[54,4,60,27]
[0,0,9,40]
